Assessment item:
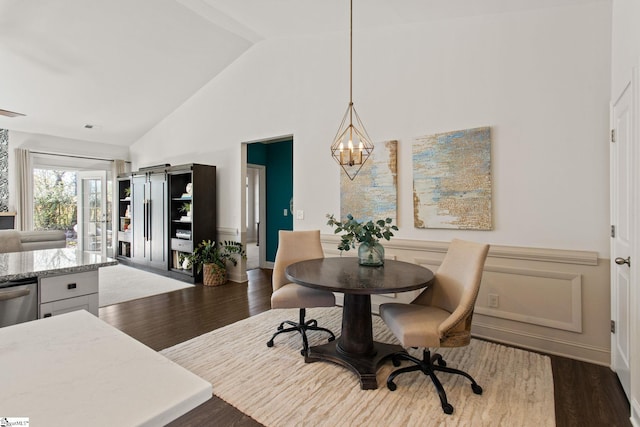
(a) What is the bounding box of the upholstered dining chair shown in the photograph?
[379,239,490,415]
[266,230,336,355]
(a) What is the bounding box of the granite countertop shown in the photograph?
[0,248,118,282]
[0,310,212,426]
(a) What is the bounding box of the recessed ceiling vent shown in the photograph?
[0,108,26,118]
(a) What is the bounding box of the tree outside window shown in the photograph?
[33,169,77,245]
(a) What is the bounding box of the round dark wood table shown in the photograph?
[285,257,434,390]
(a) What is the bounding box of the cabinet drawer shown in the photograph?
[171,238,193,252]
[40,293,99,318]
[39,270,99,304]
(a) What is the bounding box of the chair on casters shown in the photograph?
[379,239,490,415]
[266,230,336,356]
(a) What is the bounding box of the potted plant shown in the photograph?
[179,202,192,218]
[189,240,247,286]
[326,213,398,266]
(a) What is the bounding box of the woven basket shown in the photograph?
[203,263,227,287]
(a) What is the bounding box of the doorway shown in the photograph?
[30,152,115,256]
[77,171,110,255]
[244,137,293,269]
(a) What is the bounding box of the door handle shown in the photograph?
[615,256,631,267]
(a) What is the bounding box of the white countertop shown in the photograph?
[0,310,212,426]
[0,248,118,282]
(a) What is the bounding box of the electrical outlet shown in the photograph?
[488,293,499,308]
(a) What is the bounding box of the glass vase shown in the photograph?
[358,241,385,266]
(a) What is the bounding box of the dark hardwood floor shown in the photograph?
[99,269,630,427]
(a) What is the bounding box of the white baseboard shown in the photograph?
[631,397,640,427]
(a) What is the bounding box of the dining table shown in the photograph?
[285,257,434,390]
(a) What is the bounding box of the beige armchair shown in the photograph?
[379,239,490,415]
[266,230,336,355]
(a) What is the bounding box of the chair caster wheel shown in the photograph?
[437,359,447,367]
[328,336,335,342]
[300,349,308,356]
[387,381,397,391]
[442,403,454,415]
[392,358,401,367]
[277,325,284,331]
[472,384,483,395]
[267,340,274,348]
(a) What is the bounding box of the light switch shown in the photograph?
[296,210,304,220]
[283,209,288,216]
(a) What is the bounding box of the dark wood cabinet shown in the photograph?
[116,178,132,259]
[168,164,217,282]
[116,163,216,283]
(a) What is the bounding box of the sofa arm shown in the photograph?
[0,230,23,253]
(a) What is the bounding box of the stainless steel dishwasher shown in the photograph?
[0,277,38,328]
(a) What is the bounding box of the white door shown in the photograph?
[611,82,632,399]
[246,164,266,269]
[78,171,108,255]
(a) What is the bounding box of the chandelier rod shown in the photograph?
[349,0,353,106]
[349,0,353,139]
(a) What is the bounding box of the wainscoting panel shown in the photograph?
[475,266,583,333]
[321,235,611,365]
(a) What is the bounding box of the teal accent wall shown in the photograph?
[247,140,293,262]
[247,143,267,165]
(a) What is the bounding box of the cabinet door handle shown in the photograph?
[147,199,151,242]
[67,283,77,290]
[143,200,148,240]
[0,288,30,301]
[43,313,52,318]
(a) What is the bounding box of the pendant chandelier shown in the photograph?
[330,0,374,181]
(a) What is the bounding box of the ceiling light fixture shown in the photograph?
[0,108,26,118]
[329,0,374,181]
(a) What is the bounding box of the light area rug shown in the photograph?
[161,307,555,426]
[99,264,193,307]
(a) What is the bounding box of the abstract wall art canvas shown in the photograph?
[412,127,492,230]
[340,140,397,223]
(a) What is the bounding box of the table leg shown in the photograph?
[305,294,404,390]
[339,294,374,355]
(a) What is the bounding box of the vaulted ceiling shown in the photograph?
[0,0,601,146]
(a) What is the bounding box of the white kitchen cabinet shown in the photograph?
[39,270,99,318]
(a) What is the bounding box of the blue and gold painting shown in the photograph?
[413,127,492,230]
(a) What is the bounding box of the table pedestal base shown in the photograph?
[305,340,405,390]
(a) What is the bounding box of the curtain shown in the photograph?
[0,129,8,212]
[14,148,32,231]
[112,159,126,177]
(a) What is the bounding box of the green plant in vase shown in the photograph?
[188,240,247,286]
[326,213,398,266]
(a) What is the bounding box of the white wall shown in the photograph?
[131,3,612,256]
[7,131,129,212]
